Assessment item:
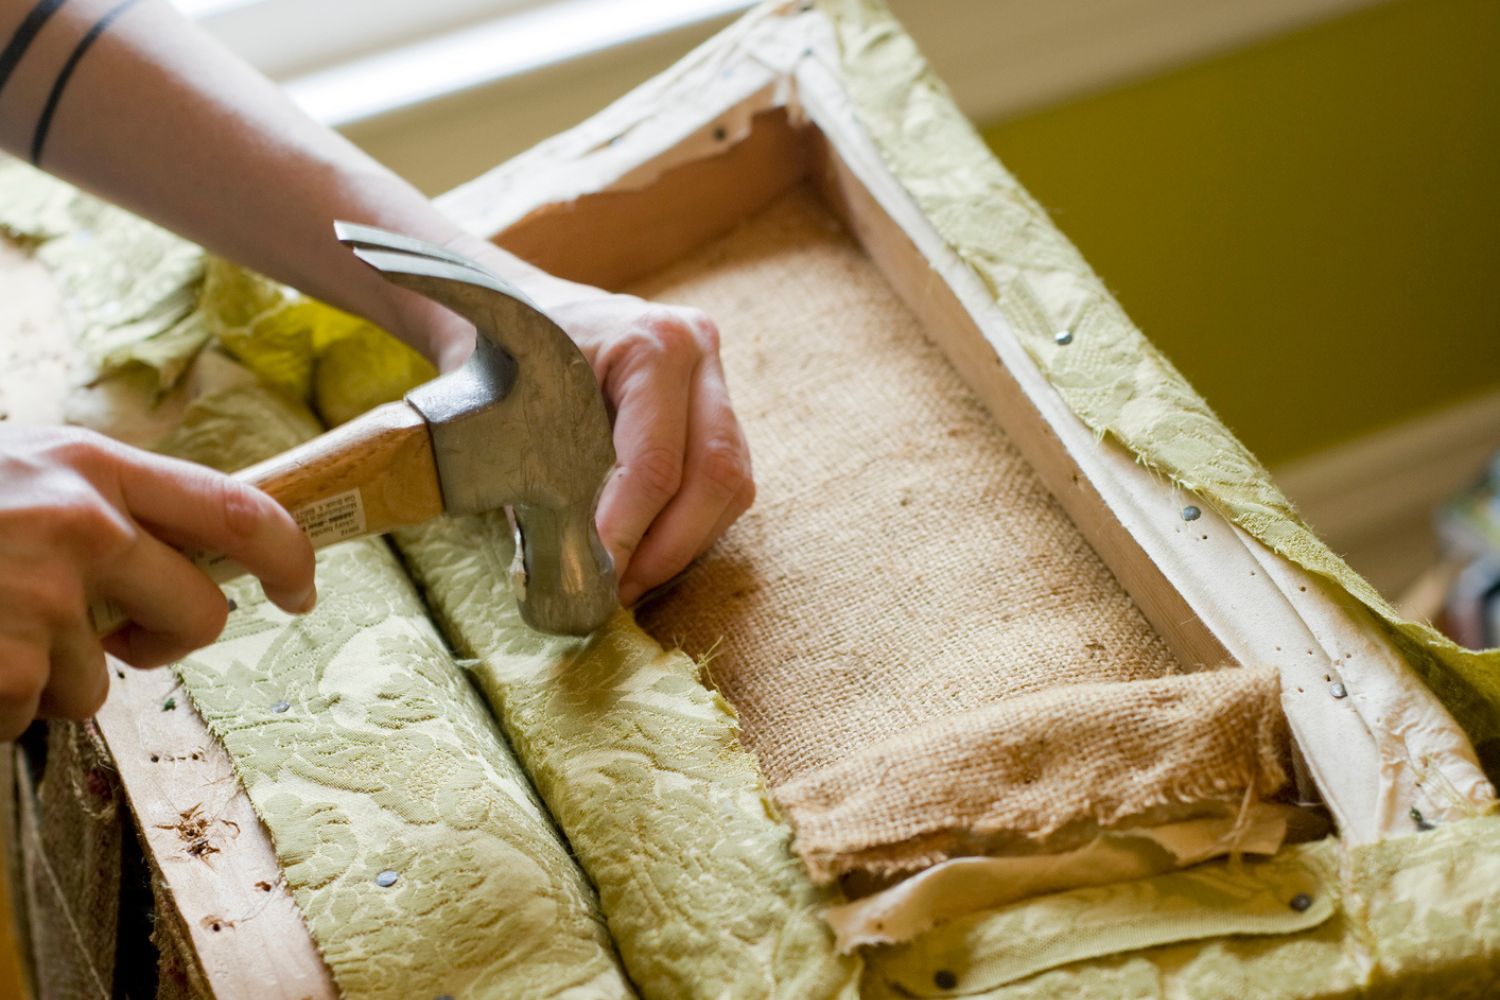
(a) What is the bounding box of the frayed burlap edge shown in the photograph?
[779,666,1289,883]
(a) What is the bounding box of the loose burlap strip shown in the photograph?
[635,188,1288,881]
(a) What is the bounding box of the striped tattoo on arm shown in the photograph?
[30,0,140,164]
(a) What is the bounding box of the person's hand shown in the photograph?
[548,291,755,606]
[386,238,755,608]
[0,425,316,739]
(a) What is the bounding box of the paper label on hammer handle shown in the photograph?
[89,490,366,636]
[292,488,366,548]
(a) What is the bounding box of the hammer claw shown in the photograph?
[334,221,489,275]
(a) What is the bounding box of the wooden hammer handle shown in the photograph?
[238,399,443,538]
[90,400,442,636]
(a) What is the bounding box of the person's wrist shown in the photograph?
[384,291,473,372]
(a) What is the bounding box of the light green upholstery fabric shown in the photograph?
[394,514,861,999]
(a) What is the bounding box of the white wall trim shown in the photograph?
[1272,389,1500,592]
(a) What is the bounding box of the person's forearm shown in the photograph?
[0,0,571,367]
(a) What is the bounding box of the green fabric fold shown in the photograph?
[860,816,1500,998]
[0,160,434,421]
[863,839,1337,997]
[0,160,207,390]
[394,513,862,999]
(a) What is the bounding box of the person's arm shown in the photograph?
[0,0,754,606]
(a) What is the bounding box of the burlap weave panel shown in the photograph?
[636,188,1288,882]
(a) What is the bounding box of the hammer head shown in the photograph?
[335,222,617,636]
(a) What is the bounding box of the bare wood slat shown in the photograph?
[95,662,336,998]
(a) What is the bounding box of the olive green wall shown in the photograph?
[982,0,1500,466]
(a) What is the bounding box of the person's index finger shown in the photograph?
[110,449,316,614]
[616,360,753,605]
[594,356,696,581]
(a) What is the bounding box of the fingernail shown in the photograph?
[296,586,318,614]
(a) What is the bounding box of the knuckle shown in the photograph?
[179,592,230,651]
[53,492,136,560]
[686,309,721,352]
[216,478,268,543]
[698,436,751,498]
[601,307,716,380]
[26,571,85,625]
[0,664,46,712]
[639,309,701,357]
[46,428,116,474]
[627,445,684,506]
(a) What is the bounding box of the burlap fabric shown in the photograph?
[635,189,1288,882]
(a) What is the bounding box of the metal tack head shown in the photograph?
[1289,892,1313,912]
[270,700,290,714]
[376,870,399,888]
[1053,329,1073,345]
[1181,505,1202,521]
[1329,682,1348,699]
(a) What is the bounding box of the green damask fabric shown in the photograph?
[395,513,862,999]
[0,160,206,389]
[822,0,1500,752]
[161,385,634,1000]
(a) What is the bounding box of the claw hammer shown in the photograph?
[90,222,618,637]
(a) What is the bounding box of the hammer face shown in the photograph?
[509,503,619,637]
